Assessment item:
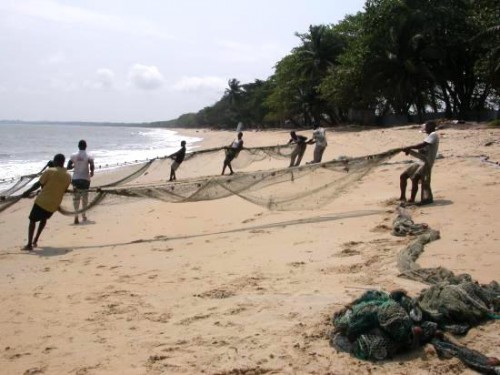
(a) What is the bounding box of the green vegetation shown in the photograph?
[163,0,500,129]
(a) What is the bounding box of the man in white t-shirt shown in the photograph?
[307,124,328,164]
[399,121,439,205]
[67,140,95,224]
[221,132,244,175]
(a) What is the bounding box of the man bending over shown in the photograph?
[400,121,439,205]
[22,154,71,250]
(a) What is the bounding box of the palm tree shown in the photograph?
[295,25,345,79]
[224,78,243,107]
[364,0,436,119]
[223,78,244,126]
[293,25,346,124]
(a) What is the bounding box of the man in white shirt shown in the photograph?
[307,124,328,164]
[399,121,439,205]
[221,132,244,175]
[67,140,95,224]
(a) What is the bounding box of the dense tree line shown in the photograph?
[156,0,499,129]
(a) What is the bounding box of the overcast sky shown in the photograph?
[0,0,366,123]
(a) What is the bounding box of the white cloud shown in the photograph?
[171,76,226,92]
[96,68,114,88]
[40,51,67,65]
[127,64,164,90]
[49,77,78,92]
[5,0,174,40]
[83,68,115,90]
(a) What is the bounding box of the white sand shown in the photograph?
[0,123,498,374]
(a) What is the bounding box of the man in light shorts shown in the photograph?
[307,123,328,164]
[67,140,95,224]
[399,121,439,205]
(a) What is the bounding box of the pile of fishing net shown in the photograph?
[331,285,500,373]
[331,209,500,373]
[1,144,401,214]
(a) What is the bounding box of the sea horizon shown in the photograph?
[0,119,157,127]
[0,122,202,186]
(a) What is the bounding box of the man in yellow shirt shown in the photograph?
[22,154,71,250]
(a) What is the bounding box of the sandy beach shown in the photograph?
[0,123,499,374]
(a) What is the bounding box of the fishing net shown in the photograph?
[418,282,500,328]
[331,209,500,373]
[396,210,498,294]
[1,144,401,215]
[432,338,500,374]
[392,207,429,236]
[331,290,430,361]
[0,161,51,198]
[331,286,499,372]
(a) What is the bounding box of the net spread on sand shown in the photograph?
[0,144,401,214]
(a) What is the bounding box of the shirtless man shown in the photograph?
[288,131,308,167]
[169,140,186,181]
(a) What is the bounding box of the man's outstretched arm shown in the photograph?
[22,181,42,197]
[403,141,428,153]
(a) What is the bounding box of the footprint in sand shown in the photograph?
[152,247,173,252]
[335,241,364,257]
[371,224,391,232]
[177,313,212,325]
[42,346,56,354]
[143,312,171,323]
[324,263,363,274]
[249,229,270,234]
[22,367,46,375]
[194,288,235,299]
[337,248,361,257]
[242,212,265,224]
[288,261,306,267]
[226,306,247,315]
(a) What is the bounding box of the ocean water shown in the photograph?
[0,123,202,184]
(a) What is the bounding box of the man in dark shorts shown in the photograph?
[169,140,186,181]
[67,140,95,224]
[288,131,308,167]
[22,154,71,250]
[222,132,244,175]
